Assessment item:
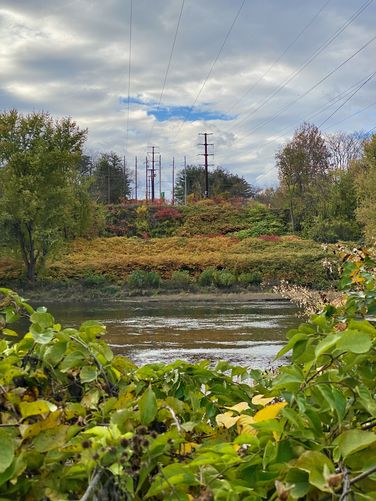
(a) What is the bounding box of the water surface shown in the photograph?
[44,298,299,370]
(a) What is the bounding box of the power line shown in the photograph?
[178,0,246,130]
[147,0,185,145]
[222,0,332,118]
[230,0,374,133]
[125,0,133,156]
[253,74,373,150]
[322,101,376,131]
[318,71,376,127]
[237,33,376,140]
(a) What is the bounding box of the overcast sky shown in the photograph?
[1,0,375,197]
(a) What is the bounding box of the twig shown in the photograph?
[70,335,115,396]
[350,464,376,485]
[301,353,344,389]
[164,405,182,433]
[0,423,19,427]
[339,463,350,501]
[79,470,102,501]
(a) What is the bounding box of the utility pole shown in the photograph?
[198,133,214,198]
[172,157,175,205]
[145,156,148,201]
[134,156,138,201]
[159,154,162,200]
[184,155,187,205]
[123,156,127,199]
[147,146,159,202]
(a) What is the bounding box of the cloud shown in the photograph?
[0,0,375,198]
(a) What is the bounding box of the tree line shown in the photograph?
[0,109,375,281]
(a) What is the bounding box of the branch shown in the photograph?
[79,470,102,501]
[70,335,115,396]
[163,405,182,433]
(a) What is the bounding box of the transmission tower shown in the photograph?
[198,133,214,198]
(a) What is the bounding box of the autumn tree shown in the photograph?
[0,110,95,280]
[174,165,255,203]
[325,131,364,171]
[276,122,330,231]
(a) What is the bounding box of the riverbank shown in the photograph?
[7,280,285,303]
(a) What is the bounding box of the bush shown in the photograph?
[213,269,236,288]
[237,271,263,286]
[198,267,217,287]
[169,270,192,289]
[82,270,109,287]
[303,217,361,243]
[127,270,161,289]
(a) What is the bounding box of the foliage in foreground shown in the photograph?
[0,249,376,499]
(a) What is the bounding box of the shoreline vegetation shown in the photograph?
[0,235,336,302]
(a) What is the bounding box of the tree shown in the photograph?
[174,165,255,203]
[92,152,132,204]
[353,133,376,242]
[0,110,93,280]
[325,131,364,171]
[276,122,330,230]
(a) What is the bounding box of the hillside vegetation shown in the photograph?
[1,236,334,290]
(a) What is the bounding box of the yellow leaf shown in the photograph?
[237,415,256,435]
[179,442,198,455]
[224,402,250,413]
[251,395,274,406]
[216,411,240,429]
[253,402,287,423]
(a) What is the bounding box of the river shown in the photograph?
[43,297,299,370]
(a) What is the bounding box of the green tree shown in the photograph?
[0,110,93,280]
[276,122,330,231]
[174,165,255,203]
[354,133,376,242]
[93,152,132,204]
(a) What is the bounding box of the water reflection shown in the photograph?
[43,299,299,370]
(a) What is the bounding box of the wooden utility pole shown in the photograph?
[184,155,187,205]
[198,133,213,198]
[172,157,175,205]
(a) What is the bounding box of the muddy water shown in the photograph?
[44,298,299,370]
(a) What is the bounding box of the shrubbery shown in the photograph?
[127,270,161,289]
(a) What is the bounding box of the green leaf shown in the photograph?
[29,323,55,344]
[19,400,57,418]
[333,430,376,460]
[315,333,341,359]
[44,341,67,366]
[294,450,334,492]
[80,365,98,383]
[2,328,18,337]
[60,351,86,372]
[0,431,15,473]
[30,311,54,329]
[139,386,157,425]
[276,332,308,358]
[336,330,372,354]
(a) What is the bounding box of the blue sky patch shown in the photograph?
[121,97,234,122]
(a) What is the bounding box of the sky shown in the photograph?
[1,0,375,198]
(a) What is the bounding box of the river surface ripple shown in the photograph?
[44,299,299,370]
